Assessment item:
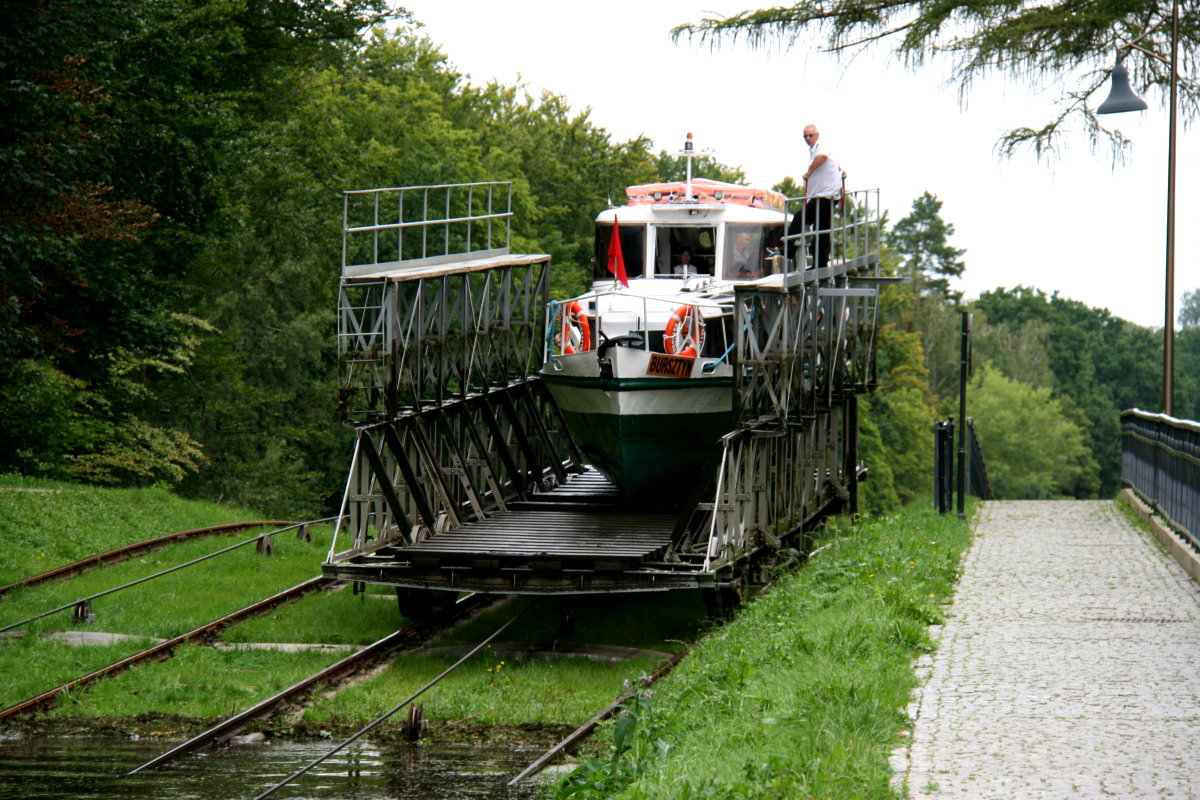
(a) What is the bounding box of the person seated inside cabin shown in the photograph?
[728,232,762,278]
[674,248,699,276]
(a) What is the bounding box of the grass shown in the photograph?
[221,584,406,645]
[49,644,339,719]
[299,593,711,729]
[0,635,156,707]
[431,592,707,653]
[305,650,664,728]
[1,471,974,799]
[0,519,345,709]
[550,500,973,800]
[0,473,270,586]
[0,526,337,638]
[0,479,711,724]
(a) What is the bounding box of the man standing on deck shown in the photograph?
[791,124,841,269]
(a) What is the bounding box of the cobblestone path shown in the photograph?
[893,500,1200,799]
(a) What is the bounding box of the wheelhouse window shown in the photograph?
[724,224,785,279]
[593,223,645,281]
[653,226,716,277]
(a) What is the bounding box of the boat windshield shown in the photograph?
[593,223,645,281]
[724,223,784,279]
[651,226,716,277]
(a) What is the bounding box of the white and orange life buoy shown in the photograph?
[664,304,705,357]
[560,300,591,354]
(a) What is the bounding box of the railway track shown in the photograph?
[0,521,301,597]
[128,592,497,775]
[0,575,337,721]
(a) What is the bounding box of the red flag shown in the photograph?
[607,216,629,288]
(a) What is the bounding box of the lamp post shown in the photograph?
[1097,0,1179,415]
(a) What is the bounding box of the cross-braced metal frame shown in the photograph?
[337,256,551,423]
[335,379,580,560]
[327,181,883,597]
[668,269,877,581]
[329,182,584,562]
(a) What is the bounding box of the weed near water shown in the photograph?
[551,500,972,800]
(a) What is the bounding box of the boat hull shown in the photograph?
[542,348,733,507]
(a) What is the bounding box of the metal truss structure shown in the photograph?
[325,182,884,600]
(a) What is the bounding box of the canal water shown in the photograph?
[0,735,546,799]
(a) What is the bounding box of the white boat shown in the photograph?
[540,137,823,507]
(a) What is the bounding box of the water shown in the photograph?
[0,735,546,799]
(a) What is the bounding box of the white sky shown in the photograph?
[400,0,1197,329]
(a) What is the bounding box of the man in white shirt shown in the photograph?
[795,124,841,269]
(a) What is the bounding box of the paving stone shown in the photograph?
[892,500,1200,799]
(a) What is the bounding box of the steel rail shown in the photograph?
[126,592,493,775]
[508,647,689,786]
[0,576,336,721]
[0,521,300,597]
[252,597,538,800]
[0,519,333,634]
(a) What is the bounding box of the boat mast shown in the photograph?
[683,132,694,200]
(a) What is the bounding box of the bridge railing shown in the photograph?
[1122,409,1200,548]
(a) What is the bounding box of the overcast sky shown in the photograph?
[399,0,1197,329]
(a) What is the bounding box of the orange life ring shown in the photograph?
[561,300,591,354]
[664,304,705,357]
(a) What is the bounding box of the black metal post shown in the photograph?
[957,312,971,518]
[1164,0,1179,414]
[935,418,954,514]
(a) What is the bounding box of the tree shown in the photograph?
[0,0,390,489]
[876,192,966,409]
[151,28,663,514]
[887,192,966,303]
[974,286,1160,495]
[857,324,936,514]
[1179,288,1200,329]
[968,364,1099,499]
[652,151,746,186]
[672,1,1198,158]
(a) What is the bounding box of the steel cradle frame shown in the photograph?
[325,183,883,596]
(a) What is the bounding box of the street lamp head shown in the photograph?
[1097,58,1148,114]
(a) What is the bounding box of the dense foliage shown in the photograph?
[0,6,663,514]
[974,286,1162,496]
[1,2,1188,514]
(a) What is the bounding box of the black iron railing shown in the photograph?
[967,418,995,500]
[935,417,994,514]
[1122,409,1200,549]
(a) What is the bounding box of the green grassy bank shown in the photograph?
[0,476,394,714]
[551,503,972,800]
[0,475,267,585]
[1,475,974,800]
